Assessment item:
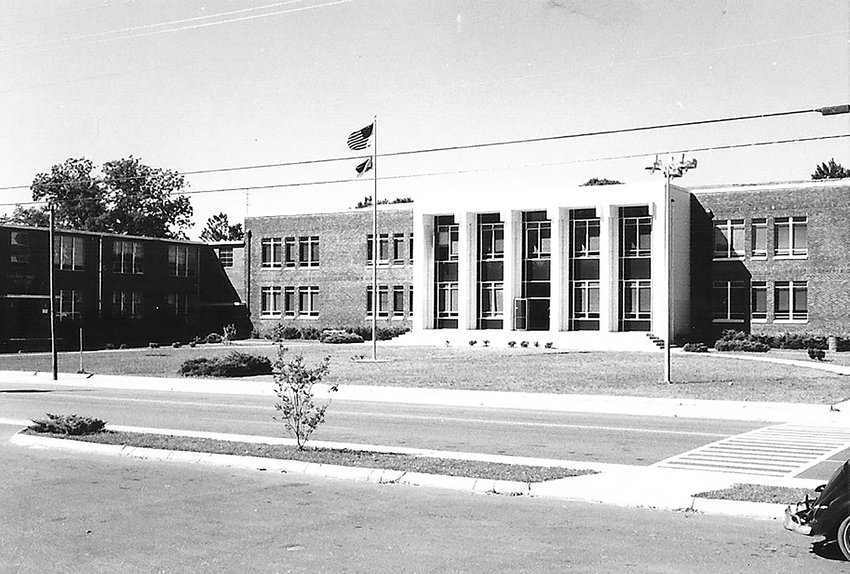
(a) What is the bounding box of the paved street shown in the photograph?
[1,424,845,574]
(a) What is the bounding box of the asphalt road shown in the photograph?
[0,382,762,466]
[1,425,844,573]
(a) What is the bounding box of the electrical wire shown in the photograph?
[0,106,843,193]
[1,132,846,208]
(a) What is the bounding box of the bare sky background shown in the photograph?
[1,0,848,236]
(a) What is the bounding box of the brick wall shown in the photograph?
[245,207,414,334]
[692,180,850,338]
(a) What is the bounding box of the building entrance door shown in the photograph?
[526,298,550,331]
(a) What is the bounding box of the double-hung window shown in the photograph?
[299,286,319,317]
[775,281,807,321]
[751,219,767,258]
[712,281,746,321]
[261,238,283,268]
[714,219,744,259]
[775,217,807,257]
[168,245,197,277]
[260,286,282,317]
[113,241,143,274]
[55,235,85,270]
[298,236,319,267]
[751,281,767,322]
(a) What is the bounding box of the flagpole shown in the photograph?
[371,115,378,361]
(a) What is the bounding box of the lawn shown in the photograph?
[26,430,594,483]
[693,483,817,505]
[2,341,848,404]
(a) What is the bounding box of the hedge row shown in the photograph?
[178,351,272,378]
[264,325,409,343]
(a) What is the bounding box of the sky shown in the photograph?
[1,0,848,238]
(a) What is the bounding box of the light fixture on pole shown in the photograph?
[646,154,697,384]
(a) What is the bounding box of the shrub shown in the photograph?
[178,351,272,377]
[469,340,477,346]
[222,323,237,345]
[520,341,529,348]
[683,343,709,353]
[149,342,159,349]
[483,340,490,347]
[172,342,182,349]
[189,341,197,348]
[28,413,106,435]
[273,347,336,449]
[348,325,410,341]
[544,342,554,349]
[119,343,128,349]
[714,339,770,353]
[508,341,516,348]
[321,331,364,344]
[205,332,222,344]
[534,341,540,348]
[104,343,116,350]
[808,348,826,361]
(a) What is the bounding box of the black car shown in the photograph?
[785,460,850,560]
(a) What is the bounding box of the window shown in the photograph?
[572,281,600,319]
[751,219,767,258]
[260,286,281,317]
[621,280,651,321]
[366,234,390,265]
[408,286,414,317]
[775,217,807,257]
[111,291,142,318]
[393,285,405,317]
[217,247,234,268]
[168,293,193,318]
[284,287,296,317]
[479,222,504,261]
[437,283,459,319]
[261,238,282,268]
[571,218,599,258]
[168,245,197,277]
[435,224,459,261]
[366,285,389,317]
[620,213,652,258]
[775,281,808,321]
[113,240,144,274]
[393,234,405,263]
[9,231,29,265]
[299,236,319,267]
[55,235,85,271]
[751,281,767,321]
[284,237,297,267]
[299,286,319,317]
[479,282,504,318]
[713,219,744,259]
[525,220,551,259]
[712,281,746,321]
[57,289,82,321]
[408,233,414,263]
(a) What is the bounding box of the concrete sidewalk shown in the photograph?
[2,369,850,424]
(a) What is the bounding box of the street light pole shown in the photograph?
[48,204,58,381]
[647,154,697,384]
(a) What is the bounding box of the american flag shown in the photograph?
[355,157,373,176]
[347,123,374,151]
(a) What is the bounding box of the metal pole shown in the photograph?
[79,326,84,374]
[371,116,378,361]
[48,205,58,381]
[664,173,672,384]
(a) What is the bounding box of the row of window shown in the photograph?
[261,236,319,268]
[53,290,195,320]
[260,285,320,317]
[713,280,808,322]
[367,233,414,265]
[9,232,198,276]
[714,216,807,260]
[366,285,414,317]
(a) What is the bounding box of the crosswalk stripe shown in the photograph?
[653,424,850,477]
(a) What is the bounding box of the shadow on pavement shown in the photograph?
[0,389,52,393]
[810,539,847,562]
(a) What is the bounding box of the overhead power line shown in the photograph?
[1,132,846,208]
[1,105,845,193]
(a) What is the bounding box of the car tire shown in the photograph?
[837,516,850,560]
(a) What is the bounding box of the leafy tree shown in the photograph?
[273,347,336,449]
[811,158,850,180]
[27,156,193,239]
[1,205,50,227]
[199,212,244,242]
[580,178,623,186]
[101,156,193,239]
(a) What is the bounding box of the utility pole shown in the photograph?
[48,204,58,380]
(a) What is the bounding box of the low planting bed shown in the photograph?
[693,483,818,504]
[24,429,595,483]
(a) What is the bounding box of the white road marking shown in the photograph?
[653,424,850,477]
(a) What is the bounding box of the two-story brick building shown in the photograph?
[239,179,848,348]
[0,225,249,350]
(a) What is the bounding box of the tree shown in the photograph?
[354,196,413,208]
[27,156,193,239]
[580,178,623,186]
[811,158,850,180]
[1,205,50,227]
[199,212,244,242]
[273,347,336,450]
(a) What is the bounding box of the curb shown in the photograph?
[8,432,794,517]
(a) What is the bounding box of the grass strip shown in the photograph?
[693,483,818,504]
[27,430,596,483]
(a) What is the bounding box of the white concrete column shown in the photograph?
[599,204,619,332]
[457,212,477,330]
[548,207,566,333]
[650,196,670,339]
[502,209,521,333]
[414,213,435,331]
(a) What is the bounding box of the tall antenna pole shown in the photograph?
[371,116,378,361]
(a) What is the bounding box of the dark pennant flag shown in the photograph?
[347,123,374,151]
[355,157,373,177]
